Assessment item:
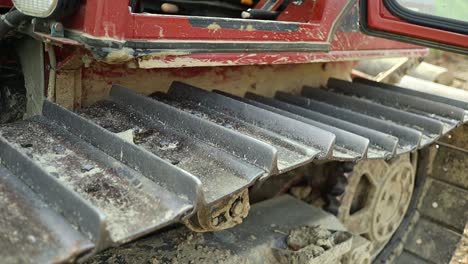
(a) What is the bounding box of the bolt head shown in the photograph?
[52,22,64,32]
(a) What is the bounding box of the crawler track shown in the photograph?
[1,78,467,263]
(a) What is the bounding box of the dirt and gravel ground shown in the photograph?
[425,50,468,91]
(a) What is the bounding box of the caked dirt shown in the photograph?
[86,225,347,264]
[286,226,335,253]
[86,227,248,264]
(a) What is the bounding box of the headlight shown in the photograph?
[12,0,80,18]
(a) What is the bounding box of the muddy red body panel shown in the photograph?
[68,0,348,41]
[49,0,425,67]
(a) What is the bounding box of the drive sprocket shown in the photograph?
[326,153,417,258]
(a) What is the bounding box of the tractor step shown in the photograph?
[1,78,467,263]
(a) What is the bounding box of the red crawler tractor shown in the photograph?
[0,0,467,263]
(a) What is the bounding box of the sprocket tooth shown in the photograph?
[341,162,355,173]
[329,174,349,196]
[324,195,341,215]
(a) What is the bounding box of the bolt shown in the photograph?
[381,192,387,201]
[51,22,64,32]
[398,207,405,215]
[378,227,384,236]
[416,238,422,245]
[376,213,381,223]
[432,202,439,208]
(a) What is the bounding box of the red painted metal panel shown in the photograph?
[56,0,428,68]
[276,0,322,22]
[367,1,467,48]
[133,49,428,68]
[66,0,349,42]
[331,32,420,51]
[0,0,13,8]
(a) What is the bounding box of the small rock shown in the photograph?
[308,244,326,257]
[20,143,33,148]
[169,159,180,165]
[53,145,66,154]
[287,226,333,251]
[150,256,160,264]
[158,139,179,151]
[131,178,141,187]
[81,164,95,172]
[27,235,36,243]
[316,238,333,250]
[230,200,244,217]
[211,217,219,227]
[290,186,312,200]
[223,123,234,129]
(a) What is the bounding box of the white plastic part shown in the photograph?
[12,0,58,18]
